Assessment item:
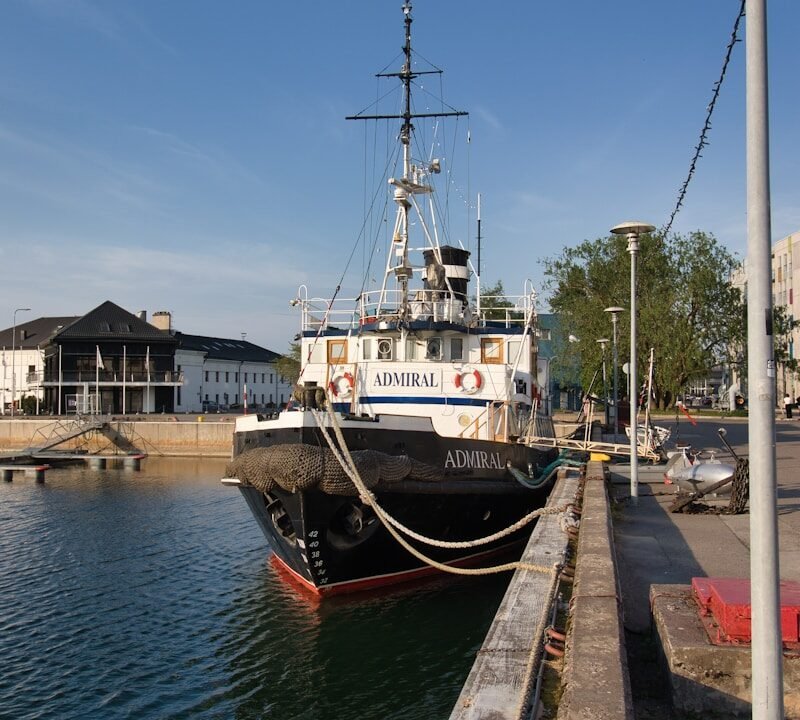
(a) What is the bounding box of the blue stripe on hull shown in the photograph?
[335,395,489,408]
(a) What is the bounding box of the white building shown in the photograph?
[0,307,292,415]
[174,330,292,413]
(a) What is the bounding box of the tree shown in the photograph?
[542,230,744,409]
[275,342,301,387]
[477,280,517,321]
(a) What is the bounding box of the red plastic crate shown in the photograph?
[692,577,800,645]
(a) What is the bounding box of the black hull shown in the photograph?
[232,424,558,595]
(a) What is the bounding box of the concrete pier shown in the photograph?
[456,416,800,717]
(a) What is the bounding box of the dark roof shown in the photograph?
[55,301,174,343]
[0,316,80,349]
[175,332,282,363]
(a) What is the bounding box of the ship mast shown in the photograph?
[346,2,467,318]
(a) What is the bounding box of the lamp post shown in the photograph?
[610,222,654,503]
[596,338,609,426]
[11,307,31,417]
[604,306,624,436]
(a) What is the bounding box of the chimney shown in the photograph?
[136,310,147,322]
[19,329,27,341]
[151,311,172,333]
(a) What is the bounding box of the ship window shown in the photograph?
[508,340,521,364]
[425,337,442,360]
[450,338,463,361]
[362,338,372,360]
[481,338,504,364]
[377,338,393,361]
[406,339,417,360]
[327,339,347,364]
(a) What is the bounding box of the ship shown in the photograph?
[223,2,561,596]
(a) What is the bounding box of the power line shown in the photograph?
[662,0,746,237]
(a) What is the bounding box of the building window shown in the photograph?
[177,388,181,405]
[244,373,248,383]
[215,371,219,382]
[234,372,238,382]
[215,393,219,403]
[270,373,273,384]
[235,394,239,404]
[261,393,264,404]
[226,372,230,382]
[205,393,209,401]
[261,373,265,383]
[205,370,209,381]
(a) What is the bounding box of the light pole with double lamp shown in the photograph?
[604,306,624,437]
[11,307,31,417]
[610,222,654,503]
[596,338,609,426]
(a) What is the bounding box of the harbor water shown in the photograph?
[0,457,510,719]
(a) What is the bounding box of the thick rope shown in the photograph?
[312,405,561,577]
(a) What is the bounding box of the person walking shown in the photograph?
[785,392,793,419]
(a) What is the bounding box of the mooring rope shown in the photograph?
[311,405,564,576]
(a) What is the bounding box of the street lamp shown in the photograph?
[604,306,624,436]
[597,338,609,426]
[610,221,655,503]
[11,308,31,417]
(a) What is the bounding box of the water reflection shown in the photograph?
[0,457,508,720]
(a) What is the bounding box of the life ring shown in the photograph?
[454,369,482,394]
[328,372,354,397]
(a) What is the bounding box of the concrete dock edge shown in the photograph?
[557,460,633,720]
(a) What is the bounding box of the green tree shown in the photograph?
[478,280,517,321]
[275,342,301,386]
[542,230,744,409]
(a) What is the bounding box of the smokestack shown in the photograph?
[136,310,147,321]
[151,311,172,333]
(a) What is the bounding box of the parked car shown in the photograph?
[202,400,220,413]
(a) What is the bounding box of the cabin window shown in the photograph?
[362,338,372,360]
[539,328,551,341]
[425,337,443,360]
[450,338,463,361]
[508,340,522,365]
[328,339,347,364]
[377,338,393,361]
[481,338,504,364]
[405,339,417,360]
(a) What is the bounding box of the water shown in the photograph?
[0,458,509,719]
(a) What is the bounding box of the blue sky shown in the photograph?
[1,1,798,352]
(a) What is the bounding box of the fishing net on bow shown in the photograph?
[226,444,442,496]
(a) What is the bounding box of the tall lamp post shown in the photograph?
[596,338,609,426]
[610,222,654,503]
[11,307,31,417]
[604,306,624,436]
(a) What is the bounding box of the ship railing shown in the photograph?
[458,401,513,443]
[298,289,536,331]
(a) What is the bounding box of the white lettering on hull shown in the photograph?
[444,449,503,469]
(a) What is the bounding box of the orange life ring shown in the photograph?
[328,372,354,397]
[454,369,482,394]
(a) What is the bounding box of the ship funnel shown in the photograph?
[424,245,470,303]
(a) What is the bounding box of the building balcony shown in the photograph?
[35,371,184,387]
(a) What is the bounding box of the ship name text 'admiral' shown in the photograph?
[445,450,503,469]
[373,372,439,388]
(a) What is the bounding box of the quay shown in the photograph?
[455,416,800,718]
[0,416,235,457]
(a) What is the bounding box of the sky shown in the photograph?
[1,0,798,352]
